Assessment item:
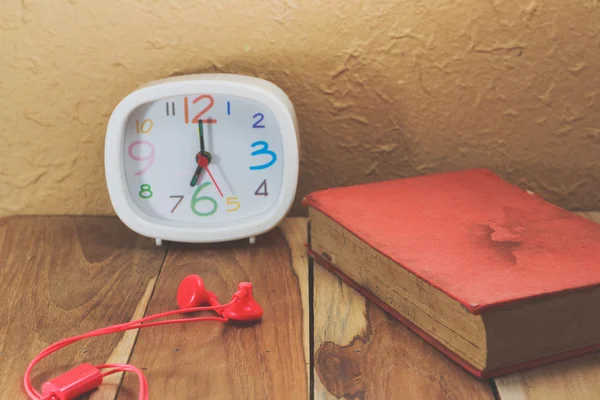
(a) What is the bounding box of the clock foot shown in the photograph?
[155,238,162,246]
[249,236,256,245]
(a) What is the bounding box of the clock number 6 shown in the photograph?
[249,141,277,170]
[191,182,218,217]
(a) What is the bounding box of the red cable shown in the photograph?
[98,364,149,399]
[24,300,236,400]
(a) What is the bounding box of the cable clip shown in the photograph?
[41,363,102,400]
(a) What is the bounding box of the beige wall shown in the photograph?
[1,0,599,217]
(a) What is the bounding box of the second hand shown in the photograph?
[204,165,223,198]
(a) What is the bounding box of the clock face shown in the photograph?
[123,94,283,224]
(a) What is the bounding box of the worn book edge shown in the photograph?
[308,248,600,378]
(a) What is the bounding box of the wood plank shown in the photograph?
[88,276,158,400]
[494,211,600,400]
[119,227,308,399]
[279,218,311,395]
[495,353,600,400]
[313,261,495,399]
[0,216,165,400]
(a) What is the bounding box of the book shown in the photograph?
[303,168,600,378]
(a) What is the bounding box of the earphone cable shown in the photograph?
[24,301,236,400]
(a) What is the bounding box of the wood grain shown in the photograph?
[119,227,308,399]
[88,276,158,400]
[279,218,311,395]
[494,211,600,400]
[313,261,495,400]
[495,353,600,400]
[0,216,165,400]
[4,213,599,400]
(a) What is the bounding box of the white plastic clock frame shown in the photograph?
[105,74,299,244]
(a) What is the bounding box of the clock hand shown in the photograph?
[193,119,222,196]
[204,165,224,197]
[198,120,206,156]
[190,122,209,187]
[190,152,213,187]
[191,119,223,197]
[190,164,203,187]
[205,164,234,196]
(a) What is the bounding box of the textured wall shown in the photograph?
[1,0,599,217]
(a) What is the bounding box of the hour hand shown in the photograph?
[190,165,203,187]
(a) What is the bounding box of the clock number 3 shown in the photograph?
[249,141,277,170]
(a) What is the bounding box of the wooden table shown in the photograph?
[1,215,599,400]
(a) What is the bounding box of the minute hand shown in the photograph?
[198,121,206,156]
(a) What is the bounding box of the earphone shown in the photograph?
[24,275,263,400]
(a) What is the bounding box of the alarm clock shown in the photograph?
[105,74,299,245]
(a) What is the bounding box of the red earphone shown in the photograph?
[24,275,263,400]
[176,275,263,321]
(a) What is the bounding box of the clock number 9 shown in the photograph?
[191,182,218,217]
[128,141,155,175]
[249,141,277,170]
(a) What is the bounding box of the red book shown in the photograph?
[304,168,600,378]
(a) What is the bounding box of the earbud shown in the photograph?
[177,274,215,309]
[222,282,263,321]
[176,275,263,322]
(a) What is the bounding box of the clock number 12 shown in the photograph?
[184,95,217,124]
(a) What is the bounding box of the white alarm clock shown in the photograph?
[105,74,299,245]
